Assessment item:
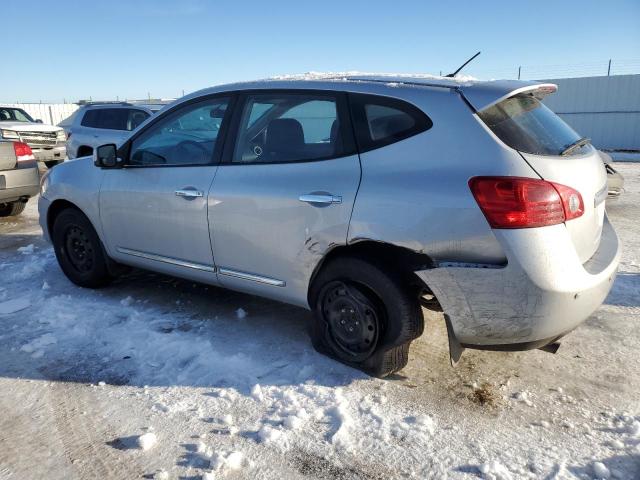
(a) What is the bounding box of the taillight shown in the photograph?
[469,176,584,229]
[13,141,35,162]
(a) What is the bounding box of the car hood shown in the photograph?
[0,121,62,132]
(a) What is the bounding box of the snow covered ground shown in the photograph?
[0,163,639,480]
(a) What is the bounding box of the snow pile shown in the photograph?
[136,432,157,451]
[479,460,513,480]
[268,71,478,83]
[592,461,611,479]
[205,450,247,477]
[17,244,35,255]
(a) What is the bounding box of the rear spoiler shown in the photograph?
[459,80,558,112]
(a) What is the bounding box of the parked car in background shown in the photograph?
[60,103,163,159]
[598,150,625,198]
[0,107,66,168]
[0,140,39,217]
[39,76,620,377]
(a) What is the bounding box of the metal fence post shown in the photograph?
[607,59,611,76]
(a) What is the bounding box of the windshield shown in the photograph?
[0,107,35,123]
[478,94,591,156]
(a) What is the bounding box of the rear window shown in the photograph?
[350,94,433,153]
[479,95,590,156]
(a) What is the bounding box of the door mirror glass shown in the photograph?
[94,143,119,168]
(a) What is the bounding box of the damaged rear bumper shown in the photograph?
[415,215,621,349]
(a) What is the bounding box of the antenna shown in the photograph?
[445,51,481,78]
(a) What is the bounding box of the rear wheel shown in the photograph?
[52,208,113,288]
[309,257,423,377]
[0,201,27,217]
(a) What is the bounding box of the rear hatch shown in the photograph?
[0,142,17,171]
[477,88,607,263]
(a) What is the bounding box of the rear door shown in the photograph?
[208,91,360,307]
[478,93,608,262]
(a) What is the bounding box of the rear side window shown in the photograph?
[81,108,149,131]
[80,109,100,128]
[478,95,589,156]
[350,93,433,152]
[231,93,353,164]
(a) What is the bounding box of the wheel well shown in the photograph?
[77,146,93,157]
[307,240,435,307]
[46,199,82,236]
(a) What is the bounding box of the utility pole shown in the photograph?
[607,59,611,76]
[518,66,521,80]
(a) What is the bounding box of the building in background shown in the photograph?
[542,74,639,151]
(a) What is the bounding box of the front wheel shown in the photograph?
[52,208,113,288]
[309,257,424,377]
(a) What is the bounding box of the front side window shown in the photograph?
[232,94,345,164]
[0,108,34,122]
[128,98,229,166]
[350,94,433,152]
[478,95,590,156]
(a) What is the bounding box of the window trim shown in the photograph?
[117,94,237,169]
[348,93,433,153]
[220,89,357,166]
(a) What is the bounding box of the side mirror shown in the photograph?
[94,144,122,168]
[35,119,43,124]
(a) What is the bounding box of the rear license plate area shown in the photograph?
[0,175,5,190]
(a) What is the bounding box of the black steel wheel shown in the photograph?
[309,256,424,377]
[52,208,113,288]
[319,281,381,363]
[63,224,95,273]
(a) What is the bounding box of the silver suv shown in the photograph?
[38,76,621,377]
[60,103,160,159]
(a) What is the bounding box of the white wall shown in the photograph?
[3,103,79,126]
[542,74,640,151]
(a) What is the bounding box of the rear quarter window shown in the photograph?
[349,93,433,152]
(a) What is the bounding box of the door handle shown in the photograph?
[175,188,204,198]
[299,194,342,205]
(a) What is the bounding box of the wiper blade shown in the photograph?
[561,137,590,156]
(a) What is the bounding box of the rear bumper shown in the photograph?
[416,215,621,347]
[0,167,40,203]
[32,145,66,162]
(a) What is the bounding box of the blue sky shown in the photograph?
[2,0,639,102]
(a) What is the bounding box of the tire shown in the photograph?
[309,257,423,377]
[52,208,113,288]
[45,161,61,169]
[0,201,26,217]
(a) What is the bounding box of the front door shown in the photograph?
[99,96,232,283]
[209,91,361,306]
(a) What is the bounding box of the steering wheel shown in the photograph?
[174,140,209,162]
